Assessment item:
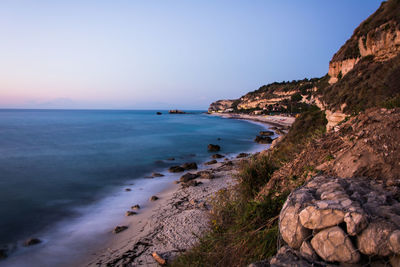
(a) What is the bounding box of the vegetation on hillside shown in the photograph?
[171,109,327,266]
[320,54,400,113]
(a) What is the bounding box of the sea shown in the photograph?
[0,109,272,266]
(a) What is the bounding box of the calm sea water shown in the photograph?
[0,109,268,266]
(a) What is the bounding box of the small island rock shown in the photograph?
[208,144,221,152]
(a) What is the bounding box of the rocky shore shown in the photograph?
[209,112,294,129]
[85,159,239,266]
[82,116,289,267]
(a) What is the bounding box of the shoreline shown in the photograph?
[82,114,292,266]
[208,112,295,128]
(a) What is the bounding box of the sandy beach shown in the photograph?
[209,112,295,128]
[82,115,291,267]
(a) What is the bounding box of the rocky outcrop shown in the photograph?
[277,175,400,265]
[328,0,400,84]
[328,58,360,84]
[207,144,220,152]
[169,110,186,114]
[208,100,235,113]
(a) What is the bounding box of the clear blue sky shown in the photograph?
[0,0,383,109]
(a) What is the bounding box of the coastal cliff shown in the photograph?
[175,1,400,266]
[209,1,400,131]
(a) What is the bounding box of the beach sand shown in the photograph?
[84,161,239,266]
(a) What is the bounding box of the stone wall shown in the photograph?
[274,175,400,266]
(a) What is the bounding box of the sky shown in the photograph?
[0,0,383,110]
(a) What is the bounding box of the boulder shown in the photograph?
[181,180,202,188]
[152,172,164,177]
[169,166,185,173]
[208,144,221,152]
[344,211,368,236]
[259,130,274,136]
[0,248,7,259]
[182,162,198,170]
[23,238,41,247]
[113,225,128,234]
[311,226,360,263]
[279,191,313,249]
[299,206,345,230]
[236,153,249,158]
[300,241,318,261]
[197,171,214,179]
[205,160,217,165]
[212,154,224,159]
[150,196,159,201]
[269,246,314,267]
[180,173,199,183]
[131,204,140,210]
[254,136,273,144]
[357,220,396,256]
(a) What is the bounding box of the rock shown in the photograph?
[197,170,214,179]
[208,144,220,152]
[152,172,164,177]
[131,204,140,210]
[344,211,368,236]
[156,112,162,115]
[0,248,7,259]
[125,188,132,191]
[300,241,318,261]
[212,153,224,159]
[152,251,166,265]
[311,226,360,263]
[182,162,198,170]
[254,136,273,144]
[125,211,137,216]
[389,230,400,254]
[270,246,314,267]
[167,157,175,161]
[299,206,345,230]
[357,220,396,256]
[181,180,202,188]
[23,238,41,246]
[113,226,128,234]
[169,166,185,173]
[279,193,312,249]
[180,172,199,183]
[168,110,186,114]
[150,196,159,201]
[236,152,249,158]
[204,160,217,165]
[259,130,274,136]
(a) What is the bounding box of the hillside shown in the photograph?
[209,0,400,130]
[177,1,400,266]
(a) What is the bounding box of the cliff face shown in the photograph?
[208,78,327,115]
[208,99,236,113]
[328,0,400,84]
